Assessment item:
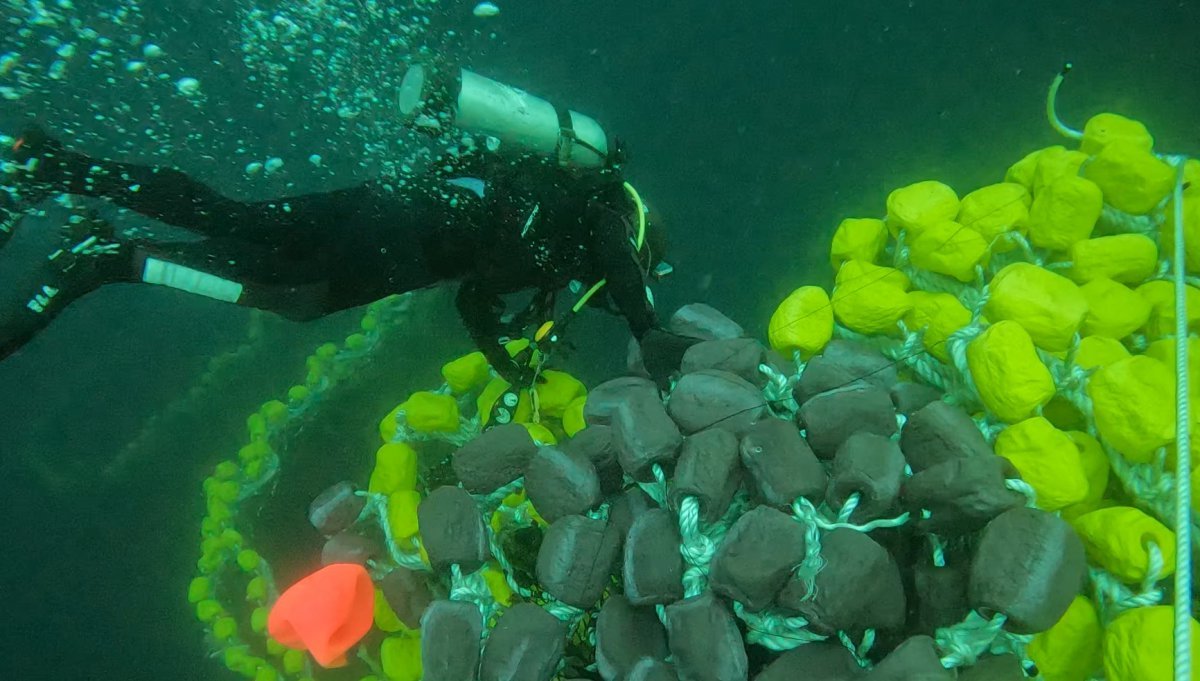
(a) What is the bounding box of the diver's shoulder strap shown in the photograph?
[554,105,609,169]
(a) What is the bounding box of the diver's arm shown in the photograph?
[8,125,372,250]
[588,200,658,340]
[455,277,532,384]
[589,194,702,385]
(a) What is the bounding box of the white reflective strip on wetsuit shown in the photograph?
[521,203,540,238]
[25,285,61,313]
[141,257,244,303]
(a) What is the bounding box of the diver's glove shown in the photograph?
[496,357,537,388]
[10,125,63,167]
[479,339,539,389]
[639,327,703,390]
[4,125,70,204]
[0,126,61,247]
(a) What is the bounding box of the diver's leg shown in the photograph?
[0,199,345,361]
[132,237,336,322]
[0,208,133,360]
[7,126,372,252]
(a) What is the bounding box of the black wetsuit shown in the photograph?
[0,133,664,381]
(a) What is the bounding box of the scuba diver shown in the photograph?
[0,65,697,388]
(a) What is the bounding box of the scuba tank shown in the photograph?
[396,64,613,169]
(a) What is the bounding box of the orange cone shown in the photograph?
[267,562,375,668]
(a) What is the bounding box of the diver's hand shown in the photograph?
[639,327,703,389]
[495,358,536,388]
[4,125,68,198]
[481,341,538,388]
[0,126,55,242]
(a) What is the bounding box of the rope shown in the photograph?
[357,491,429,572]
[759,360,800,418]
[1045,63,1084,140]
[484,520,533,600]
[944,320,986,408]
[677,496,717,598]
[1098,203,1159,236]
[928,532,947,568]
[1060,379,1187,535]
[1170,155,1194,681]
[638,463,669,508]
[838,628,876,668]
[1090,541,1166,625]
[1005,231,1046,268]
[973,414,1006,444]
[789,503,826,602]
[1004,478,1039,508]
[481,477,526,513]
[792,496,910,533]
[677,494,744,598]
[937,610,1009,669]
[732,601,826,651]
[836,493,861,523]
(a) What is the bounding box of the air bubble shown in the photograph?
[176,77,201,96]
[473,2,500,18]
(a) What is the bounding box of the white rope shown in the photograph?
[1098,203,1159,236]
[484,520,533,600]
[1063,386,1184,530]
[732,600,827,651]
[1004,478,1039,508]
[357,491,429,572]
[637,464,669,508]
[906,265,972,297]
[677,496,717,598]
[390,410,479,447]
[937,610,1009,668]
[838,628,876,668]
[789,503,826,602]
[792,496,910,533]
[1090,541,1166,624]
[1004,231,1046,268]
[677,494,744,598]
[481,477,526,512]
[759,361,799,418]
[973,414,1006,444]
[831,323,944,395]
[944,320,986,408]
[886,324,952,393]
[543,598,586,624]
[929,532,947,568]
[1170,155,1194,681]
[836,493,861,523]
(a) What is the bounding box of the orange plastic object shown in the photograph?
[267,563,375,668]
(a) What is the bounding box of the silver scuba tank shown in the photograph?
[396,64,611,169]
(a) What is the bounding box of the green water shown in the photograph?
[0,1,1197,679]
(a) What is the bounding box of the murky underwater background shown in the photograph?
[0,0,1198,678]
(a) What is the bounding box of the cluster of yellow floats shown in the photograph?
[770,111,1196,681]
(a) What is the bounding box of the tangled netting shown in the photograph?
[187,94,1198,680]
